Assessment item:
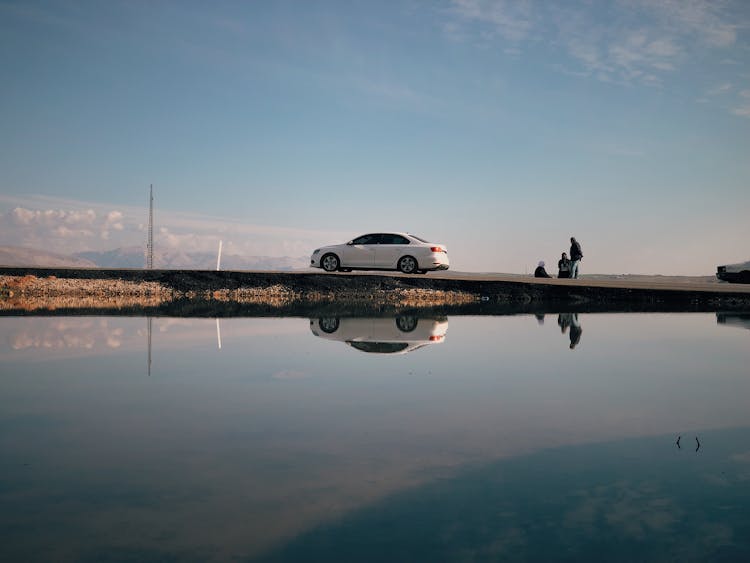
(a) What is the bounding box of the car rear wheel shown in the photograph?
[321,253,340,272]
[398,255,418,274]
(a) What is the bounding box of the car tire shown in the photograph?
[318,317,340,333]
[321,253,340,272]
[396,316,418,332]
[398,255,418,274]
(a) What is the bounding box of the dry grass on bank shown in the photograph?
[0,275,172,311]
[1,275,480,311]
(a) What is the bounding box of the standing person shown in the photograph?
[569,237,583,279]
[534,260,551,278]
[558,252,571,279]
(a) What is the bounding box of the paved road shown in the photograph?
[295,269,750,294]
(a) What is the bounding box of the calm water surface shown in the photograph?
[1,312,749,561]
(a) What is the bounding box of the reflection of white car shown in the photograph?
[717,261,750,284]
[310,232,449,274]
[309,316,448,354]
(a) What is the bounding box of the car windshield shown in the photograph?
[409,235,430,243]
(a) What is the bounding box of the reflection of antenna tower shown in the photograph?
[147,317,152,377]
[146,184,154,269]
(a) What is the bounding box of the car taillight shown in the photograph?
[429,335,444,341]
[430,246,445,253]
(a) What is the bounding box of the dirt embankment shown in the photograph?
[2,267,750,315]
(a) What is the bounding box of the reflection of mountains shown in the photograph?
[7,318,126,351]
[310,316,448,354]
[716,312,750,330]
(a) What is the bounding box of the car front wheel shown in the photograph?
[318,317,340,333]
[321,253,340,272]
[396,316,418,332]
[398,255,418,274]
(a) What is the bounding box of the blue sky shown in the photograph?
[1,0,749,274]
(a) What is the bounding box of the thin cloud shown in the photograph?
[730,88,750,117]
[627,0,738,48]
[442,0,747,115]
[449,0,534,42]
[707,82,732,95]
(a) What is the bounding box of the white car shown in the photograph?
[310,232,449,274]
[309,316,448,354]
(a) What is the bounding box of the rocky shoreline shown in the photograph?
[2,267,750,316]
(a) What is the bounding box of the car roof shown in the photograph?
[356,232,416,238]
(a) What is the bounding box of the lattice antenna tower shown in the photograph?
[146,184,154,269]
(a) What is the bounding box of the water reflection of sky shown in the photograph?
[1,313,749,561]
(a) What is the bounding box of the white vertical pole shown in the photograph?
[216,318,222,350]
[216,240,223,271]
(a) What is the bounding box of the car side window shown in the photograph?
[352,234,378,245]
[379,234,409,245]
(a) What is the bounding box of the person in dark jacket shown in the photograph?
[569,237,583,279]
[558,252,571,278]
[534,260,551,278]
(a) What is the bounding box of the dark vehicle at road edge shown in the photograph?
[717,261,750,284]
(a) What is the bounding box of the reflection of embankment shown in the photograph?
[210,285,476,307]
[1,275,477,312]
[4,269,750,315]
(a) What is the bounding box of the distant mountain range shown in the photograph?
[0,246,97,268]
[0,245,308,270]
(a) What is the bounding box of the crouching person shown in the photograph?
[534,260,551,278]
[558,252,571,278]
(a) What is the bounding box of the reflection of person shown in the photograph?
[569,313,582,349]
[569,237,583,279]
[557,313,582,349]
[558,312,571,333]
[535,313,545,325]
[558,252,571,279]
[534,261,551,278]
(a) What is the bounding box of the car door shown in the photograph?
[374,233,410,269]
[341,234,378,268]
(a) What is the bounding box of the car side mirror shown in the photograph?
[346,240,353,245]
